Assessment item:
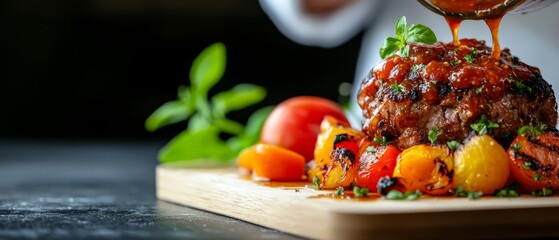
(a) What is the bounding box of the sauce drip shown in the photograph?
[445,17,463,46]
[430,0,527,59]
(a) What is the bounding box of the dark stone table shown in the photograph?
[0,141,301,239]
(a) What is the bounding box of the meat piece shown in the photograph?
[358,39,557,150]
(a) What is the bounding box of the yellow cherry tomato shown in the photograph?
[393,144,453,195]
[454,134,509,194]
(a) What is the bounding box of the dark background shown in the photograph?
[1,0,362,140]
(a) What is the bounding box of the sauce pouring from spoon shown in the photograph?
[417,0,556,59]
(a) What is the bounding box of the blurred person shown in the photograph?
[259,0,559,126]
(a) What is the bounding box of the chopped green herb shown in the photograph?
[385,190,422,200]
[517,124,545,138]
[353,186,369,197]
[380,16,437,59]
[470,114,499,135]
[428,81,438,87]
[467,191,483,200]
[533,173,541,181]
[374,136,390,146]
[392,82,405,94]
[530,188,553,197]
[464,49,477,63]
[313,176,320,189]
[511,143,521,152]
[476,86,484,94]
[523,161,532,169]
[335,186,344,196]
[452,186,483,200]
[411,64,425,72]
[366,146,378,154]
[428,127,441,144]
[449,61,459,67]
[447,140,460,150]
[495,189,519,198]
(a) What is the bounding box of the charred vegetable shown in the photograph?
[508,125,559,191]
[393,145,454,195]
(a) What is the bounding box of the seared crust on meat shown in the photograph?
[358,39,557,150]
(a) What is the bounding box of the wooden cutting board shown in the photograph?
[156,165,559,240]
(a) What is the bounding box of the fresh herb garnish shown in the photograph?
[366,146,378,154]
[145,43,271,165]
[447,140,460,150]
[449,60,459,67]
[530,188,553,197]
[452,186,483,200]
[470,114,499,135]
[335,186,344,196]
[523,161,532,169]
[428,127,441,144]
[374,136,390,146]
[392,82,405,94]
[511,143,521,152]
[313,176,320,189]
[465,49,477,63]
[380,16,437,59]
[495,189,519,198]
[411,64,425,72]
[386,190,422,200]
[353,186,369,197]
[517,123,545,138]
[476,86,484,94]
[533,173,541,181]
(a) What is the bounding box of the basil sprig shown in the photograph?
[145,43,271,165]
[380,16,437,59]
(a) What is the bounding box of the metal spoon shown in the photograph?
[417,0,556,20]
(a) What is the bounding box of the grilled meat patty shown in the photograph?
[358,39,557,150]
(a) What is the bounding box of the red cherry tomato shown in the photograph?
[508,128,559,191]
[355,145,400,192]
[260,96,348,161]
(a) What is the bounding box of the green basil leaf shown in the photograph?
[211,84,266,117]
[395,16,407,42]
[190,42,226,96]
[400,44,410,57]
[158,126,236,164]
[406,24,437,44]
[213,118,245,135]
[187,113,211,131]
[145,101,193,132]
[235,106,274,150]
[380,37,401,59]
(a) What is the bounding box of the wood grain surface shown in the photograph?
[156,165,559,240]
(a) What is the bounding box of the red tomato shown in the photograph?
[508,129,559,191]
[355,145,400,192]
[260,96,348,161]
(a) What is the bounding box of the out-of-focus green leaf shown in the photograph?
[211,84,266,117]
[213,118,244,135]
[187,113,210,132]
[235,106,274,149]
[145,101,193,132]
[190,42,226,96]
[158,126,236,164]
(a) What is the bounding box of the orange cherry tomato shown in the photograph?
[508,127,559,191]
[355,145,400,192]
[237,143,305,181]
[393,144,454,195]
[260,96,348,161]
[308,116,364,189]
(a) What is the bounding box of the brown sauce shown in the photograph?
[429,0,527,59]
